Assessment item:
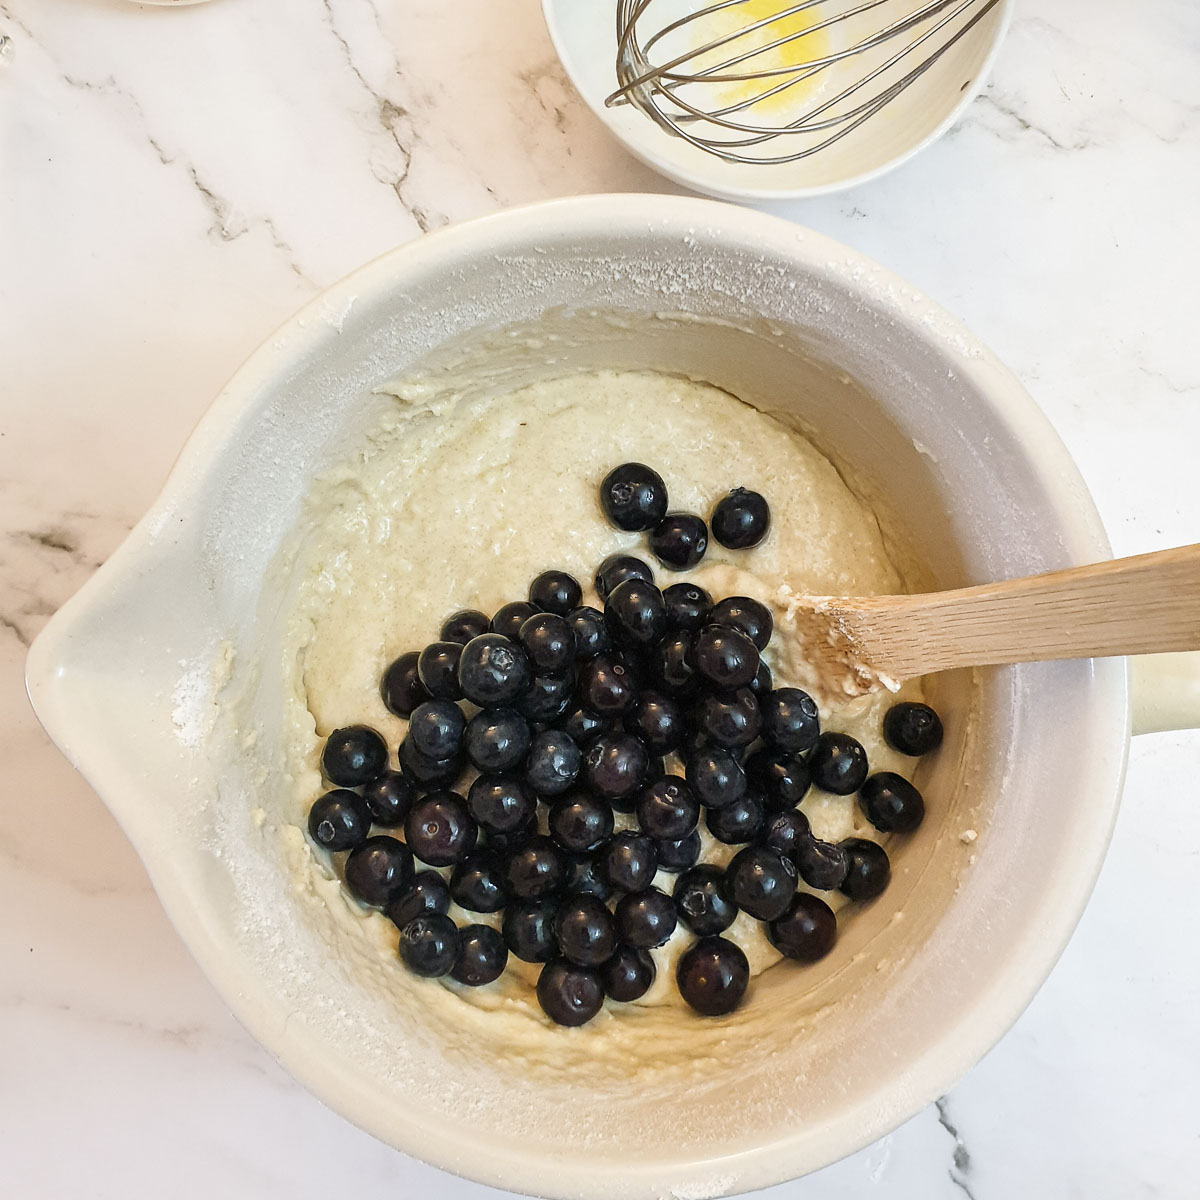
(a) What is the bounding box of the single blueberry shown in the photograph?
[636,775,700,840]
[458,633,532,707]
[705,790,765,845]
[361,770,416,827]
[594,553,654,601]
[745,745,811,812]
[706,596,773,650]
[516,673,576,724]
[697,686,761,750]
[614,887,677,949]
[407,699,466,762]
[673,864,737,936]
[767,892,837,962]
[307,789,371,853]
[809,732,870,795]
[602,945,655,1002]
[503,899,559,963]
[450,855,509,913]
[321,725,387,787]
[762,687,820,753]
[451,924,508,986]
[344,835,414,906]
[529,569,583,615]
[604,578,668,648]
[624,689,686,754]
[537,959,605,1026]
[549,793,615,854]
[491,601,539,641]
[600,462,668,531]
[519,612,576,676]
[559,708,612,748]
[466,774,537,835]
[839,838,891,901]
[663,582,711,631]
[398,913,459,978]
[503,836,567,900]
[555,894,617,966]
[859,772,925,833]
[676,937,749,1016]
[397,737,465,789]
[649,513,708,570]
[440,609,490,645]
[385,870,451,930]
[685,746,747,809]
[464,707,531,774]
[760,808,812,861]
[883,702,944,756]
[726,845,796,921]
[417,641,465,701]
[582,733,649,804]
[710,488,771,550]
[564,853,614,900]
[655,830,701,874]
[689,624,759,689]
[566,605,610,660]
[525,729,583,796]
[404,791,477,867]
[599,831,658,892]
[795,838,850,890]
[380,650,428,718]
[578,655,639,717]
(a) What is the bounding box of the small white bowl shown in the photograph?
[542,0,1011,200]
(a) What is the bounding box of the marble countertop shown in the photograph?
[3,1,1198,1196]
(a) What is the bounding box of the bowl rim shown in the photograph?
[26,194,1127,1199]
[540,0,1014,200]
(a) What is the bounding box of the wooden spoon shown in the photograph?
[783,543,1200,697]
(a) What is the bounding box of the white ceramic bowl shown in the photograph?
[26,196,1200,1198]
[542,0,1011,200]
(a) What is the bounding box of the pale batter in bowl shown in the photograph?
[278,367,928,1060]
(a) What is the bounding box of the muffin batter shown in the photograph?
[279,369,925,1038]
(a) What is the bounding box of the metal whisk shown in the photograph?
[607,0,1002,164]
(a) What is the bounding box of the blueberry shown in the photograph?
[767,892,837,962]
[560,708,612,747]
[600,462,668,531]
[594,553,655,601]
[578,655,639,717]
[404,791,477,867]
[321,725,388,787]
[385,870,451,930]
[407,699,466,761]
[555,895,617,965]
[398,737,465,789]
[380,651,428,718]
[600,831,658,892]
[566,605,610,660]
[649,513,708,570]
[677,936,749,1017]
[697,686,761,750]
[451,924,508,986]
[706,596,773,650]
[344,835,414,906]
[503,899,559,963]
[518,612,576,676]
[750,658,773,695]
[809,732,870,795]
[726,846,796,921]
[653,631,700,698]
[622,693,683,756]
[745,745,811,812]
[361,771,416,827]
[614,887,677,949]
[565,853,614,900]
[524,568,581,614]
[525,729,582,796]
[795,838,849,890]
[655,830,701,874]
[517,674,576,724]
[398,913,460,978]
[503,836,566,900]
[762,687,820,753]
[685,746,747,809]
[537,959,605,1026]
[417,641,465,701]
[604,578,668,648]
[458,633,532,706]
[636,775,699,840]
[464,707,531,774]
[663,582,711,631]
[603,945,656,1002]
[550,793,614,854]
[450,855,508,913]
[308,789,371,852]
[839,838,891,900]
[689,624,759,690]
[883,702,944,756]
[491,601,539,641]
[859,772,925,833]
[673,865,737,936]
[467,774,537,835]
[440,609,490,644]
[711,488,771,550]
[582,733,649,805]
[761,808,812,861]
[705,790,765,845]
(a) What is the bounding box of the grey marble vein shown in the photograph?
[935,1096,977,1200]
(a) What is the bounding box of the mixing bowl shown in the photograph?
[25,195,1200,1198]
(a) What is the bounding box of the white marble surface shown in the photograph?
[2,0,1199,1196]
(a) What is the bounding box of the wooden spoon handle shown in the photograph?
[848,543,1200,679]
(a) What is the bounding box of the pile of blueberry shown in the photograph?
[600,461,771,569]
[307,466,943,1026]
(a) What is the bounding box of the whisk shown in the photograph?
[606,0,1002,164]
